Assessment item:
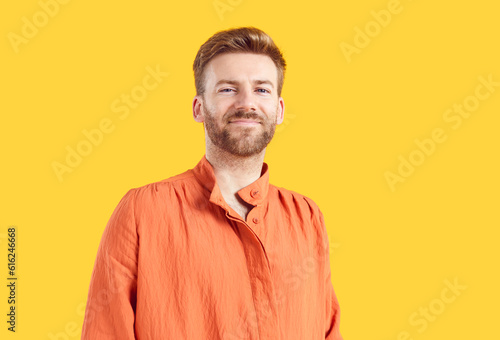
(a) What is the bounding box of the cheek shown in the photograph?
[263,102,280,117]
[208,100,232,115]
[221,101,236,113]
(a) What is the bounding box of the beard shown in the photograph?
[203,102,278,157]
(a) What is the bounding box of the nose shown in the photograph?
[234,87,256,112]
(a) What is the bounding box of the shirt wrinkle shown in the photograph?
[81,154,342,340]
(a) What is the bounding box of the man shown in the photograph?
[81,26,342,339]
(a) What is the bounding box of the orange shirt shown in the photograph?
[81,154,342,339]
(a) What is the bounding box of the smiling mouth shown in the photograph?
[229,120,261,125]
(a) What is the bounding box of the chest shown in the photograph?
[135,207,325,340]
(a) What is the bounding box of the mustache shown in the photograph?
[227,110,263,122]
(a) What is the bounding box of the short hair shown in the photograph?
[193,26,286,97]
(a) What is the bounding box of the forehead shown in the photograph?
[204,53,278,87]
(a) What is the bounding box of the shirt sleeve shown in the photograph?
[319,209,343,340]
[81,188,139,340]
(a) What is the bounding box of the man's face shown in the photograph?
[193,53,284,157]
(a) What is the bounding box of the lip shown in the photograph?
[229,119,261,125]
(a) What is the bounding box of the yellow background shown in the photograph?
[1,0,499,338]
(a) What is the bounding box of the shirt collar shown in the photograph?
[192,154,270,207]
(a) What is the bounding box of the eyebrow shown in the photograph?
[215,79,275,88]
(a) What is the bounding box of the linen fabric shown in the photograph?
[81,154,342,339]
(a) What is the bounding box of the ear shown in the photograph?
[192,95,205,123]
[276,97,285,125]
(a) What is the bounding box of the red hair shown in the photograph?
[193,26,286,97]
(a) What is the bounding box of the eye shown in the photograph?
[219,88,235,93]
[257,88,270,94]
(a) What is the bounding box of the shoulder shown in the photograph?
[269,185,329,254]
[269,184,324,220]
[122,168,199,208]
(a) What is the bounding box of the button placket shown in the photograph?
[234,219,280,339]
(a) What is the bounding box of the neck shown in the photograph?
[205,140,265,198]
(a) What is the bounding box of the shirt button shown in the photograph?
[252,217,259,224]
[250,189,260,198]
